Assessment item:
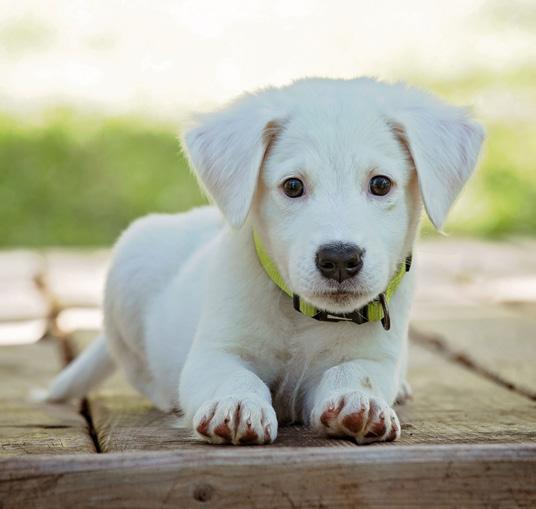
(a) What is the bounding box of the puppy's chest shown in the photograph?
[270,353,312,424]
[233,320,367,422]
[265,331,353,423]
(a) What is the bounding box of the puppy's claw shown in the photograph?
[264,424,272,443]
[320,398,345,428]
[196,418,211,437]
[193,396,277,445]
[312,391,400,444]
[213,421,233,442]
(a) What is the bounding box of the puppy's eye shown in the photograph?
[369,175,392,196]
[282,177,305,198]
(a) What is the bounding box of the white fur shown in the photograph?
[47,78,484,445]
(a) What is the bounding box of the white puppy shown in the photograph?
[47,78,484,445]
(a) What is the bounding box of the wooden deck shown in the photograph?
[0,239,535,508]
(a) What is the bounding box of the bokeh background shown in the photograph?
[1,0,535,246]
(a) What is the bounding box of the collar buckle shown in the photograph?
[314,308,369,324]
[405,254,413,272]
[314,309,369,324]
[293,291,391,330]
[294,294,369,325]
[293,292,391,329]
[378,292,390,331]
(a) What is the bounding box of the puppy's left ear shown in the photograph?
[391,94,485,230]
[181,93,281,228]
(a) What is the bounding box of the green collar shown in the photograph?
[253,231,411,330]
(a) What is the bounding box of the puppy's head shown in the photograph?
[182,78,484,313]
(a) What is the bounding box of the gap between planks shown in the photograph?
[410,325,536,402]
[34,269,104,454]
[58,331,102,453]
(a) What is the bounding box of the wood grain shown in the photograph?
[0,340,96,455]
[69,332,361,451]
[69,330,536,451]
[398,342,536,444]
[412,315,536,399]
[0,444,534,508]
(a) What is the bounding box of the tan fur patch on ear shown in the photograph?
[389,122,417,172]
[261,120,283,167]
[391,121,425,245]
[252,120,285,207]
[263,120,281,144]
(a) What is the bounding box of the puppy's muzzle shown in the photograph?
[315,243,364,283]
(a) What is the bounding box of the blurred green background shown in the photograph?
[2,72,535,247]
[1,1,535,247]
[0,111,206,246]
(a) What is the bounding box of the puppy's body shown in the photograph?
[47,78,483,445]
[104,208,223,410]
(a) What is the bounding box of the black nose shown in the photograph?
[315,243,364,283]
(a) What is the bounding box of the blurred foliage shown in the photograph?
[420,120,536,237]
[415,66,536,238]
[0,110,206,246]
[0,70,535,246]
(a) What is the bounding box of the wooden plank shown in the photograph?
[56,308,103,335]
[0,340,96,455]
[398,342,536,444]
[0,444,534,508]
[410,302,520,322]
[70,332,359,451]
[412,315,536,399]
[0,250,48,322]
[415,238,536,288]
[70,329,536,451]
[411,236,536,400]
[91,396,358,451]
[39,239,536,313]
[413,238,536,308]
[43,249,110,309]
[0,319,47,346]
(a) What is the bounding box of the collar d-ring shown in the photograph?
[378,293,390,331]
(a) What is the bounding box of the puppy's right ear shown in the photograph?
[181,93,282,229]
[390,91,485,230]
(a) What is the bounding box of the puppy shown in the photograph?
[46,78,484,445]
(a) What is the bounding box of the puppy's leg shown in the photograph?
[179,350,277,445]
[309,359,401,444]
[395,379,413,404]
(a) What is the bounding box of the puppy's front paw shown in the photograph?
[193,395,277,445]
[311,392,400,444]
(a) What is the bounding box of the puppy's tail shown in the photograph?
[45,334,115,402]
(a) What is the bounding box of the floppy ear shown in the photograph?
[390,95,485,229]
[181,93,281,229]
